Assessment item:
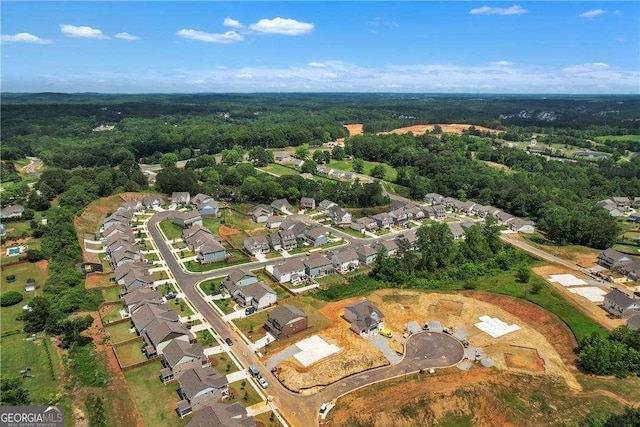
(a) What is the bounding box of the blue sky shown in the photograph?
[1,2,639,94]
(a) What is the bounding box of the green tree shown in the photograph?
[370,164,386,179]
[159,152,178,168]
[515,263,531,283]
[352,158,365,174]
[294,143,309,160]
[416,222,456,272]
[0,377,30,405]
[248,146,272,167]
[331,146,345,160]
[301,159,317,174]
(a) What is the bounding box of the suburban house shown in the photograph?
[431,205,446,219]
[102,211,133,230]
[355,245,378,265]
[185,403,256,427]
[171,192,191,205]
[183,225,213,249]
[103,223,132,239]
[270,199,291,214]
[197,241,227,264]
[448,222,466,240]
[458,201,476,214]
[318,200,337,213]
[327,205,352,226]
[110,246,142,269]
[603,288,640,318]
[619,260,640,281]
[264,304,308,339]
[131,302,180,333]
[628,315,640,330]
[173,211,203,229]
[274,152,291,162]
[302,227,330,247]
[0,204,24,219]
[123,289,163,314]
[300,197,316,210]
[118,200,144,213]
[271,258,306,284]
[244,235,270,256]
[192,193,220,216]
[251,205,273,223]
[442,197,458,208]
[234,282,276,310]
[389,209,409,226]
[290,158,304,168]
[143,319,192,358]
[601,202,625,217]
[611,197,631,208]
[344,300,385,335]
[159,340,209,383]
[142,195,164,209]
[407,206,426,221]
[303,253,335,278]
[119,268,154,295]
[331,249,360,272]
[300,173,314,181]
[375,240,399,257]
[277,229,297,251]
[597,248,633,270]
[222,268,258,292]
[371,213,392,230]
[265,215,282,230]
[495,211,514,225]
[395,229,418,250]
[176,367,229,418]
[508,218,536,234]
[112,261,150,284]
[424,193,444,205]
[351,217,378,233]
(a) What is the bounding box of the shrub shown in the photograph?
[0,291,24,307]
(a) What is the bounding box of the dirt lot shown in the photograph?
[379,123,500,136]
[344,124,363,136]
[274,289,579,394]
[531,265,625,331]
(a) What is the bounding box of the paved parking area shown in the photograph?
[366,333,402,364]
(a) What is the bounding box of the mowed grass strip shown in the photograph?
[124,361,189,427]
[329,159,397,182]
[114,340,147,366]
[159,220,184,241]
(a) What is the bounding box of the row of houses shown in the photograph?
[251,198,317,223]
[0,204,24,219]
[597,196,640,218]
[219,268,308,339]
[274,152,304,168]
[183,224,227,265]
[424,193,536,234]
[315,165,357,181]
[350,200,443,234]
[244,221,332,256]
[596,248,640,281]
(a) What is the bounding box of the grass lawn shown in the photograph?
[1,261,48,333]
[213,298,235,315]
[233,310,270,342]
[168,298,194,317]
[209,352,240,376]
[106,322,136,344]
[329,159,398,182]
[1,237,42,266]
[144,252,160,262]
[227,379,263,406]
[153,270,169,281]
[612,243,640,256]
[124,361,188,427]
[159,220,184,241]
[217,208,259,232]
[195,329,218,348]
[114,340,146,366]
[102,286,122,302]
[157,283,177,295]
[272,285,292,303]
[333,226,371,239]
[0,334,67,407]
[257,164,299,177]
[199,278,223,296]
[102,305,124,324]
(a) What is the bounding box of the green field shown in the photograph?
[257,164,299,177]
[328,159,398,182]
[594,134,640,143]
[124,361,189,427]
[1,261,49,333]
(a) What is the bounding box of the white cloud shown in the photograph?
[61,24,108,39]
[308,62,326,68]
[469,5,528,15]
[323,72,337,79]
[115,32,138,41]
[490,60,514,66]
[223,18,243,29]
[562,62,610,73]
[1,32,52,44]
[579,9,606,18]
[234,73,253,79]
[249,17,314,35]
[176,29,243,44]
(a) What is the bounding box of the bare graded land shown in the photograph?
[379,123,501,136]
[274,289,579,394]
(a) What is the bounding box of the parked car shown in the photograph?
[257,376,268,389]
[165,292,176,300]
[225,338,233,346]
[320,403,328,414]
[379,328,392,338]
[245,306,256,315]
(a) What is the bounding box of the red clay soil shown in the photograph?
[463,291,578,365]
[84,312,143,427]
